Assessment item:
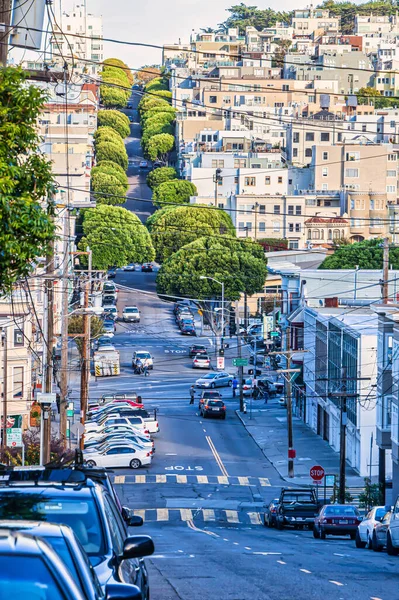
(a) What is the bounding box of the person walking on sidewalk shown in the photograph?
[189,385,195,404]
[232,376,238,398]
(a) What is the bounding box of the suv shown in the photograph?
[0,467,154,599]
[200,399,226,419]
[198,390,222,410]
[122,306,140,323]
[132,351,153,370]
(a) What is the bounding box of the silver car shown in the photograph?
[196,372,233,388]
[356,506,387,548]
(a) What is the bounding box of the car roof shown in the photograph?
[0,529,44,556]
[0,520,72,539]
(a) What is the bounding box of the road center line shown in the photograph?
[277,560,286,565]
[329,581,344,587]
[300,569,311,574]
[205,435,229,477]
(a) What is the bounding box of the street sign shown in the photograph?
[325,474,336,487]
[36,393,56,404]
[7,428,22,446]
[217,356,225,370]
[270,331,279,338]
[310,465,325,482]
[232,358,248,367]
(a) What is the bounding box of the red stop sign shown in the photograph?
[310,465,325,481]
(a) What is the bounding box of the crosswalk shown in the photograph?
[131,507,264,526]
[113,474,271,487]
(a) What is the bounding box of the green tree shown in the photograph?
[357,86,396,108]
[141,105,176,121]
[103,57,133,85]
[145,77,169,92]
[79,205,155,270]
[97,109,131,138]
[138,96,170,115]
[156,236,267,327]
[318,0,395,35]
[152,180,197,207]
[144,111,175,129]
[100,82,129,108]
[149,89,172,101]
[91,171,127,205]
[94,125,124,145]
[220,3,292,33]
[93,161,128,186]
[149,204,236,261]
[146,166,178,190]
[95,141,128,170]
[319,238,399,269]
[145,133,174,162]
[273,39,292,69]
[68,315,105,357]
[142,122,174,150]
[0,67,56,291]
[135,66,162,85]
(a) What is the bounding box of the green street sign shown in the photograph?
[270,331,279,337]
[325,475,336,487]
[232,358,248,367]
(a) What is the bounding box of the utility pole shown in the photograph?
[339,368,347,504]
[235,300,244,412]
[43,228,55,465]
[80,249,92,450]
[59,212,69,442]
[213,168,221,206]
[0,0,11,66]
[382,237,389,304]
[253,202,259,240]
[1,327,7,461]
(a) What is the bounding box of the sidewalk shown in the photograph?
[236,398,365,488]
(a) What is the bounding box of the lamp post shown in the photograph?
[200,276,225,350]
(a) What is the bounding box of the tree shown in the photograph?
[318,0,395,35]
[148,204,236,261]
[93,161,128,186]
[145,133,174,162]
[319,238,399,269]
[138,96,170,115]
[0,67,56,292]
[91,171,127,205]
[95,141,128,170]
[273,39,292,69]
[94,125,124,145]
[97,109,130,138]
[145,77,169,92]
[156,236,267,329]
[141,105,176,121]
[357,86,396,108]
[149,89,172,101]
[142,122,174,150]
[79,205,155,270]
[152,180,197,207]
[100,82,129,108]
[146,167,178,190]
[220,4,292,34]
[68,315,105,357]
[135,66,161,85]
[103,58,133,85]
[144,111,175,129]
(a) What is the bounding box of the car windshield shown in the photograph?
[136,352,150,359]
[196,355,209,360]
[375,508,386,520]
[202,374,216,379]
[0,495,105,557]
[125,308,138,313]
[324,506,359,516]
[0,555,65,600]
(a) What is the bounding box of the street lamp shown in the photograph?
[200,276,225,349]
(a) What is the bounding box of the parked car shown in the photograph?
[84,433,154,453]
[276,487,321,530]
[103,282,118,294]
[189,344,207,358]
[386,494,399,555]
[241,377,254,397]
[124,264,136,271]
[196,372,233,389]
[356,506,387,548]
[103,306,118,320]
[174,302,191,315]
[141,263,153,272]
[132,351,153,370]
[200,399,226,419]
[181,323,196,336]
[313,504,362,539]
[139,160,148,169]
[85,425,150,442]
[263,498,280,528]
[107,268,116,279]
[100,393,141,406]
[102,320,115,338]
[122,306,140,322]
[258,378,284,395]
[372,510,392,551]
[84,444,152,469]
[193,354,211,369]
[85,414,149,435]
[198,390,222,410]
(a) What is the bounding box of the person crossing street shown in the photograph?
[189,385,195,404]
[232,376,238,398]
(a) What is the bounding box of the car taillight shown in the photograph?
[221,406,226,410]
[145,430,149,434]
[271,508,276,513]
[146,452,150,457]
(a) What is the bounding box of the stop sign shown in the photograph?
[310,465,325,481]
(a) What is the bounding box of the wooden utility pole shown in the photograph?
[0,0,11,66]
[1,327,7,460]
[235,300,244,412]
[43,231,55,464]
[59,213,70,442]
[382,237,389,304]
[79,250,92,450]
[339,368,347,504]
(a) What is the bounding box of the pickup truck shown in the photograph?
[275,487,321,530]
[130,408,160,434]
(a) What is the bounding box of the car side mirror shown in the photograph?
[121,535,154,560]
[106,583,142,600]
[122,507,143,527]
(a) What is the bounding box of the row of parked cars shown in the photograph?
[83,394,159,469]
[0,462,154,599]
[264,487,399,556]
[174,302,196,336]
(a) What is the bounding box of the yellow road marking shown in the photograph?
[203,509,216,521]
[156,474,167,483]
[133,509,145,520]
[206,436,229,477]
[238,476,250,486]
[259,478,271,486]
[135,475,146,484]
[114,475,125,484]
[180,509,193,521]
[176,475,187,484]
[217,475,229,485]
[225,510,239,523]
[157,508,169,521]
[196,475,209,484]
[248,512,262,525]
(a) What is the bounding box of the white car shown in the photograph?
[123,306,140,322]
[356,506,388,548]
[132,351,153,370]
[84,439,153,455]
[84,433,154,452]
[85,414,148,434]
[83,443,151,469]
[124,264,136,271]
[85,424,151,441]
[192,354,211,369]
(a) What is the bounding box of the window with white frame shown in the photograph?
[387,185,396,193]
[259,222,266,232]
[346,151,360,162]
[273,221,280,231]
[387,170,397,177]
[322,168,328,177]
[12,366,23,398]
[244,177,256,186]
[345,168,359,178]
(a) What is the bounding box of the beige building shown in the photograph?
[292,7,340,36]
[305,216,350,245]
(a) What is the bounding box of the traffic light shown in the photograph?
[219,348,224,357]
[229,307,236,335]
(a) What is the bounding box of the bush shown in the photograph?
[103,58,133,85]
[96,141,128,170]
[92,163,128,187]
[100,82,129,108]
[146,166,178,190]
[94,125,124,145]
[91,171,128,205]
[145,133,174,162]
[152,180,197,207]
[97,109,130,138]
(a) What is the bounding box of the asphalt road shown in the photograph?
[86,270,399,600]
[121,91,154,222]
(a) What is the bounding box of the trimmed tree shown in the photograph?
[79,205,155,270]
[149,204,236,262]
[135,66,161,85]
[69,315,105,356]
[141,105,176,121]
[93,161,128,186]
[142,122,174,150]
[152,180,197,207]
[94,125,124,145]
[97,109,130,138]
[103,58,133,85]
[319,238,399,269]
[146,167,178,190]
[0,67,55,291]
[145,133,174,162]
[95,141,128,170]
[91,171,128,205]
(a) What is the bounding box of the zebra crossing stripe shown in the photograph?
[114,475,125,484]
[225,510,240,523]
[130,508,263,525]
[203,509,215,522]
[180,509,193,521]
[217,475,229,485]
[157,508,169,521]
[238,477,250,486]
[156,474,167,483]
[196,475,209,484]
[135,475,146,484]
[259,478,271,486]
[176,475,187,484]
[248,512,262,525]
[133,509,145,520]
[113,474,272,487]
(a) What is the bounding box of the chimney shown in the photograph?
[325,297,339,308]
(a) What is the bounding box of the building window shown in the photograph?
[387,185,396,193]
[14,327,24,346]
[209,96,217,103]
[251,163,261,169]
[245,177,256,186]
[305,148,312,158]
[322,167,328,177]
[387,170,397,177]
[305,132,315,141]
[295,206,302,215]
[265,176,271,185]
[322,151,328,160]
[289,223,294,232]
[259,205,265,214]
[289,240,299,249]
[328,229,332,239]
[246,222,252,231]
[388,154,397,161]
[293,132,300,143]
[259,222,266,232]
[211,160,224,168]
[234,176,239,184]
[293,148,298,158]
[234,159,246,168]
[273,221,280,232]
[278,176,283,184]
[13,366,23,398]
[238,222,245,231]
[274,205,280,214]
[320,132,330,142]
[313,229,320,239]
[288,205,294,215]
[295,223,301,232]
[345,168,359,178]
[322,183,328,190]
[346,151,360,162]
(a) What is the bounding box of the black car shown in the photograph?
[200,399,226,419]
[263,498,280,528]
[141,264,153,272]
[102,296,117,307]
[0,468,154,599]
[107,268,116,279]
[0,521,142,600]
[189,344,207,358]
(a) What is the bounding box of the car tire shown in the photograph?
[86,460,97,467]
[372,530,382,552]
[355,529,366,549]
[386,532,399,556]
[276,519,283,530]
[227,380,232,387]
[350,532,356,541]
[210,383,216,389]
[313,526,320,539]
[222,415,226,420]
[320,528,326,539]
[366,532,373,549]
[130,459,142,469]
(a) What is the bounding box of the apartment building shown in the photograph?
[354,14,399,35]
[292,7,340,36]
[244,24,294,53]
[189,29,245,70]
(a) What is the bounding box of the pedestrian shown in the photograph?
[189,385,195,404]
[137,395,142,404]
[253,384,259,400]
[263,390,269,404]
[143,359,149,377]
[232,376,238,398]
